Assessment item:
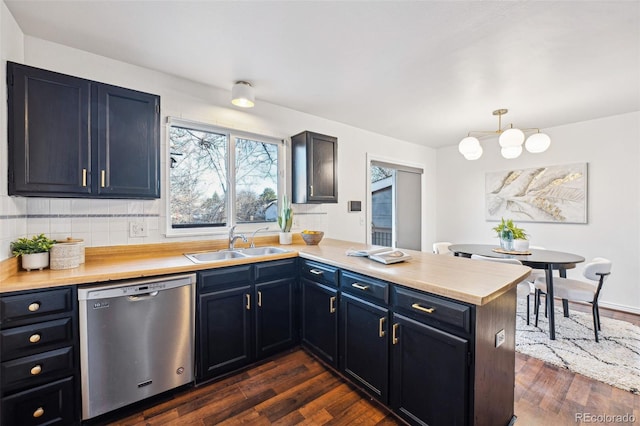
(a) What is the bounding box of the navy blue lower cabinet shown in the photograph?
[340,292,390,404]
[254,277,298,359]
[300,278,338,367]
[390,313,470,426]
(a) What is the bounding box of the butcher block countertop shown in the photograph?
[0,237,530,306]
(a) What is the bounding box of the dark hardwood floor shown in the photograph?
[110,304,639,426]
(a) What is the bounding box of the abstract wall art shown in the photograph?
[486,163,587,223]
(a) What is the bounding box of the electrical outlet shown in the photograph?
[495,329,505,348]
[129,221,148,237]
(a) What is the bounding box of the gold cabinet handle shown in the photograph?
[351,283,369,291]
[33,407,44,418]
[29,333,41,343]
[329,296,336,313]
[30,364,42,375]
[246,294,251,310]
[101,170,106,188]
[412,303,435,314]
[28,302,40,312]
[82,168,87,187]
[392,323,399,345]
[379,317,386,337]
[310,269,324,276]
[257,291,262,307]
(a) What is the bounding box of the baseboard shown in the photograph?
[598,300,640,315]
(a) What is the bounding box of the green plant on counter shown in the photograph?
[11,234,56,256]
[492,218,528,240]
[277,194,293,232]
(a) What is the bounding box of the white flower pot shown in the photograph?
[513,239,530,252]
[21,252,49,271]
[279,232,293,245]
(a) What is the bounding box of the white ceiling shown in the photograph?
[5,1,640,148]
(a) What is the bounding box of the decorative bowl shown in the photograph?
[301,231,324,245]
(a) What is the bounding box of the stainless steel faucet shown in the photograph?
[228,225,247,250]
[249,227,269,248]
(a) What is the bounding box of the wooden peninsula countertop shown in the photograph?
[0,237,530,306]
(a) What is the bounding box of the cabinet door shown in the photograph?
[340,293,389,404]
[308,133,338,203]
[8,62,91,196]
[255,278,297,359]
[197,285,252,381]
[96,84,160,198]
[300,278,338,367]
[391,313,469,426]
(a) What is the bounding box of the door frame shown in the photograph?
[365,153,425,248]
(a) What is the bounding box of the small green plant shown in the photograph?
[492,218,528,240]
[11,234,55,256]
[277,195,293,232]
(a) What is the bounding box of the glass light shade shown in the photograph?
[525,132,551,153]
[458,136,481,155]
[464,145,483,160]
[501,145,522,159]
[499,128,525,148]
[231,81,255,108]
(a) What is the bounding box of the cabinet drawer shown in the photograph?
[340,271,389,304]
[300,260,339,287]
[393,287,471,333]
[198,265,253,293]
[1,318,73,360]
[1,288,72,326]
[255,259,297,282]
[2,347,74,391]
[1,376,75,426]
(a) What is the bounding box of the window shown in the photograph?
[168,119,282,234]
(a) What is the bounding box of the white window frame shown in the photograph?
[164,117,286,237]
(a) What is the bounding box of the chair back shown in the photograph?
[433,242,452,255]
[583,258,612,281]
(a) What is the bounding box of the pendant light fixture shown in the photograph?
[231,81,255,108]
[458,109,551,160]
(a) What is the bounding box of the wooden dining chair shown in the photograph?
[533,257,612,342]
[470,254,533,324]
[432,241,452,255]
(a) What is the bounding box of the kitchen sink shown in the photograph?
[240,246,291,256]
[184,247,291,264]
[184,250,249,263]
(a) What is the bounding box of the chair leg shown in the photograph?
[594,302,601,330]
[592,303,599,343]
[534,290,540,327]
[526,294,530,325]
[562,299,570,317]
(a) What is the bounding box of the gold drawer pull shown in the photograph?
[33,407,45,418]
[329,296,336,313]
[351,283,369,291]
[28,302,41,312]
[309,269,324,275]
[30,364,42,375]
[29,333,41,343]
[392,323,399,345]
[379,317,386,337]
[412,303,435,314]
[246,294,251,310]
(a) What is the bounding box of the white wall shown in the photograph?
[436,112,640,313]
[0,2,25,260]
[0,31,437,259]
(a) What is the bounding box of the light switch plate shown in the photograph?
[129,221,148,237]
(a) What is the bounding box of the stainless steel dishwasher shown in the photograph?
[78,273,195,420]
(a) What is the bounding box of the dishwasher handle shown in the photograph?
[128,291,159,301]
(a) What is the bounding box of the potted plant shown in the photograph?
[492,218,529,251]
[277,195,293,244]
[11,234,56,271]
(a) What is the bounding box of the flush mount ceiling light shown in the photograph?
[458,109,551,160]
[231,81,255,108]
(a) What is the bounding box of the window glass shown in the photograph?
[235,138,278,224]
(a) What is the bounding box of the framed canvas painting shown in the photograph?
[486,163,587,223]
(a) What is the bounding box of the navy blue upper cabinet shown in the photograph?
[7,62,160,198]
[291,131,338,203]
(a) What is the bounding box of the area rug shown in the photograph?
[515,299,640,394]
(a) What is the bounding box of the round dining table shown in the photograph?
[448,244,585,340]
